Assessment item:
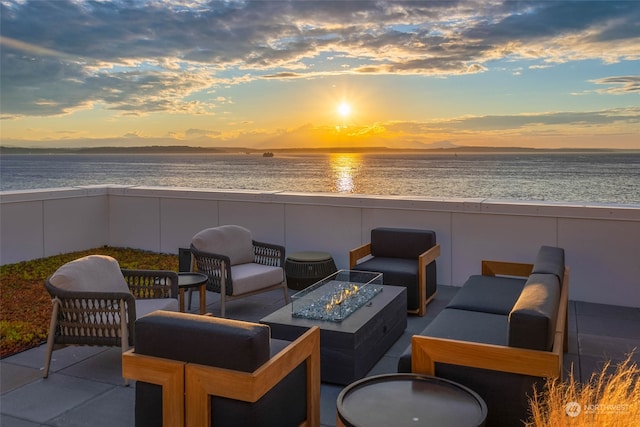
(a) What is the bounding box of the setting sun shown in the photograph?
[337,101,352,118]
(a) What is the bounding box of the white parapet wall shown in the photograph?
[1,185,639,307]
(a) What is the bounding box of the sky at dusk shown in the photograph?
[1,0,639,150]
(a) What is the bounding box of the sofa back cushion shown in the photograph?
[531,246,565,285]
[49,255,130,293]
[191,225,255,266]
[370,227,436,259]
[135,310,270,371]
[508,273,560,351]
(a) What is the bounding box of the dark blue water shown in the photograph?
[1,152,639,205]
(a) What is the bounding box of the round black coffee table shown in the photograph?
[178,272,208,314]
[336,373,487,427]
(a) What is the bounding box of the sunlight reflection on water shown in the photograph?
[1,152,639,205]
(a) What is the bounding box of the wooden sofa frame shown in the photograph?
[349,242,441,316]
[412,260,570,380]
[123,325,321,427]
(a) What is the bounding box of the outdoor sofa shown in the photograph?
[398,245,569,426]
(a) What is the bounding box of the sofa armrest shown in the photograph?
[185,326,321,427]
[481,260,533,278]
[349,243,372,268]
[122,350,185,427]
[411,336,561,379]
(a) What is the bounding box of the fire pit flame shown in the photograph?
[325,285,359,311]
[292,279,382,322]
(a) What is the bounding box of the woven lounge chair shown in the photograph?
[43,255,179,379]
[189,225,290,317]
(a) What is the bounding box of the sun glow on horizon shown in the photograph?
[337,101,352,118]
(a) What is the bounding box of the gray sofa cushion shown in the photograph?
[531,246,565,285]
[370,227,436,259]
[446,275,526,315]
[397,308,508,372]
[508,273,561,351]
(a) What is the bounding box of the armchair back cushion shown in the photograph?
[370,227,436,259]
[134,311,306,427]
[49,255,130,293]
[135,311,270,370]
[192,225,255,266]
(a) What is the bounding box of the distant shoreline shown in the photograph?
[1,145,636,155]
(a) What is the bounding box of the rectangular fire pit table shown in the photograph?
[261,270,407,385]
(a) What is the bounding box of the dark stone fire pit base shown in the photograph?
[261,285,407,385]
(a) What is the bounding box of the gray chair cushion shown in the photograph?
[230,263,284,295]
[508,273,561,351]
[531,246,565,285]
[446,275,526,315]
[135,310,270,371]
[370,227,436,259]
[49,255,130,293]
[352,257,421,310]
[191,225,255,266]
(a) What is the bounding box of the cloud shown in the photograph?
[590,76,640,94]
[1,0,639,118]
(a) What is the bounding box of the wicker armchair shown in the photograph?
[190,225,290,317]
[43,255,179,379]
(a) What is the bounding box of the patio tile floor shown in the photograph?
[2,285,639,427]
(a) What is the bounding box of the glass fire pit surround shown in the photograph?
[291,270,383,322]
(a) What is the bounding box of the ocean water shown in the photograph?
[1,151,639,205]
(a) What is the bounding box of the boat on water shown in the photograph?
[262,152,274,157]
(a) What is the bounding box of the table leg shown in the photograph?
[199,284,206,314]
[179,288,186,312]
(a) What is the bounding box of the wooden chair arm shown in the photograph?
[122,349,186,427]
[411,336,561,379]
[349,243,372,268]
[418,243,441,268]
[481,260,533,277]
[185,326,321,427]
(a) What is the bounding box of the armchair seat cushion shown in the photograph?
[352,257,420,309]
[446,275,526,315]
[230,263,285,295]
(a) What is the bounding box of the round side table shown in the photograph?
[178,272,208,315]
[336,373,487,427]
[285,251,337,291]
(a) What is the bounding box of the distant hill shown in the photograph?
[0,145,629,155]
